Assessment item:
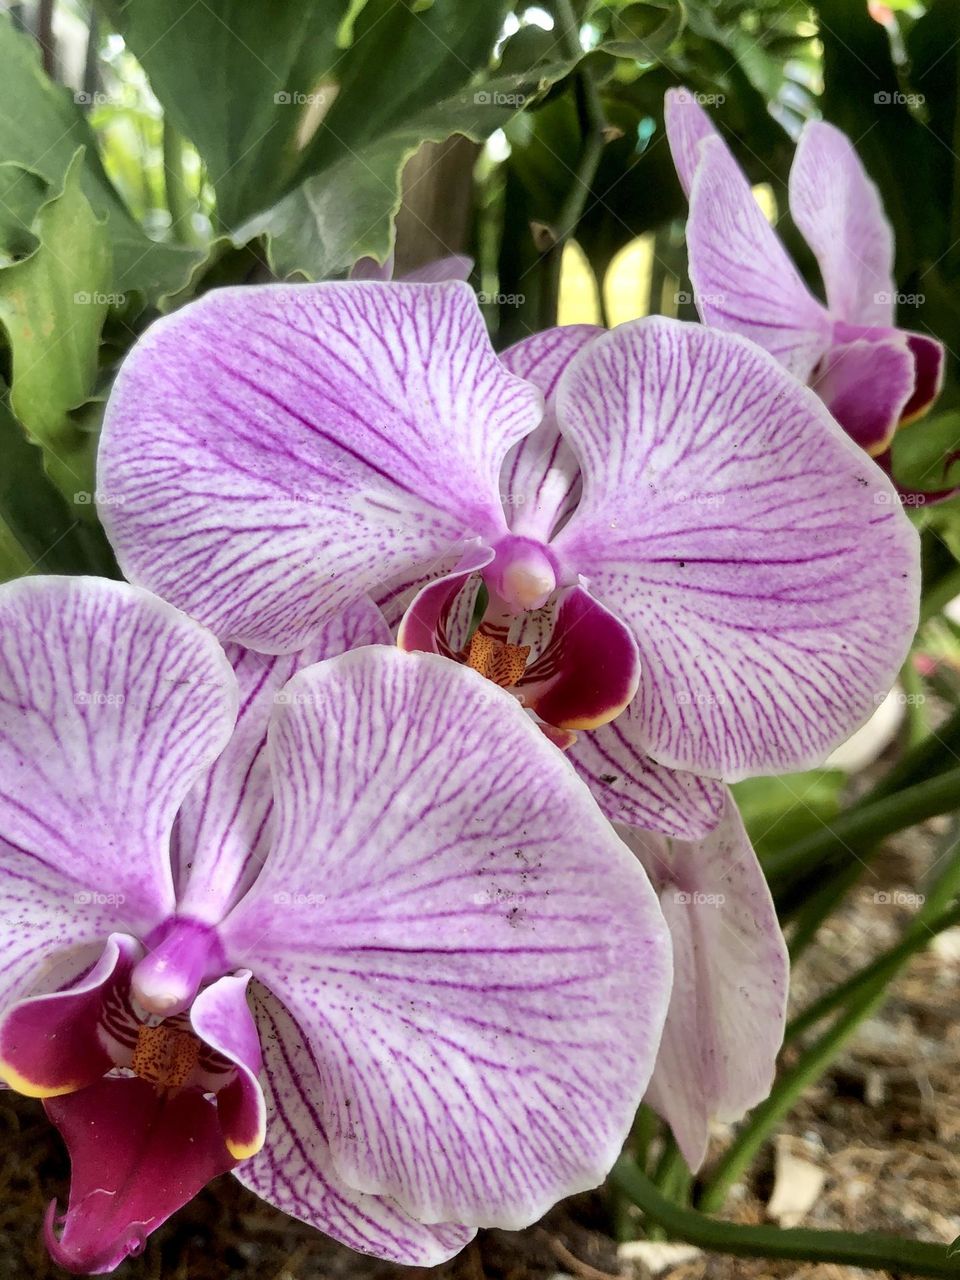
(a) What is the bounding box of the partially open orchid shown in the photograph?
[0,575,672,1273]
[98,281,918,837]
[665,89,948,493]
[620,795,788,1171]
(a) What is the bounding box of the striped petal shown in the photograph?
[568,708,726,839]
[813,335,915,456]
[619,793,788,1171]
[99,282,542,654]
[686,135,831,381]
[789,120,895,327]
[552,317,920,780]
[237,984,475,1264]
[664,87,721,196]
[174,598,390,922]
[220,648,671,1228]
[498,326,600,541]
[0,577,237,1007]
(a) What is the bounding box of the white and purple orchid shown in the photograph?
[98,281,919,843]
[665,89,948,492]
[0,575,674,1272]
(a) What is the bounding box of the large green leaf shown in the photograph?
[0,15,200,299]
[96,0,352,229]
[0,151,110,510]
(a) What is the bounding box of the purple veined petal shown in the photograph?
[518,584,641,730]
[402,255,474,284]
[174,598,390,921]
[44,1075,235,1274]
[552,316,920,780]
[686,136,832,381]
[567,707,726,839]
[664,86,722,196]
[900,331,946,424]
[190,970,266,1160]
[99,282,543,654]
[349,250,396,282]
[813,335,915,455]
[237,983,476,1265]
[498,327,601,541]
[618,792,788,1171]
[0,934,139,1098]
[396,542,494,657]
[789,120,895,328]
[0,577,238,1005]
[220,647,671,1228]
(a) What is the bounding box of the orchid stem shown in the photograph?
[611,1158,959,1275]
[163,119,196,245]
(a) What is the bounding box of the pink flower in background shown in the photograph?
[665,88,949,495]
[98,282,918,842]
[0,576,671,1272]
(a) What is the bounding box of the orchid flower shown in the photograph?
[665,89,948,493]
[620,794,788,1170]
[98,281,918,844]
[0,575,672,1273]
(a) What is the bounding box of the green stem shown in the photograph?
[539,0,606,329]
[611,1158,959,1276]
[786,899,960,1042]
[162,119,196,245]
[765,767,960,886]
[870,701,960,801]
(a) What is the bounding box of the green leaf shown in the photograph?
[0,151,110,511]
[601,1,686,60]
[891,411,960,494]
[732,770,846,859]
[0,15,201,300]
[96,0,351,229]
[0,163,47,264]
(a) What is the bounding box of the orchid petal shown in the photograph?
[99,282,542,653]
[664,87,721,196]
[0,577,237,1005]
[349,251,395,281]
[0,934,139,1098]
[520,584,640,730]
[174,598,389,922]
[44,1076,235,1274]
[396,543,493,657]
[813,336,915,456]
[686,136,831,381]
[499,326,600,540]
[789,120,895,327]
[618,793,788,1171]
[402,255,474,284]
[552,316,920,779]
[190,970,266,1160]
[221,648,671,1227]
[901,331,945,424]
[568,709,726,839]
[237,984,475,1264]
